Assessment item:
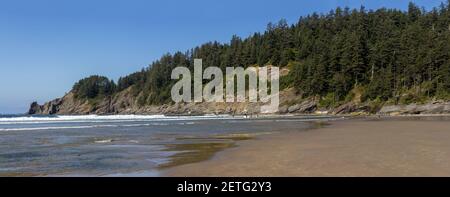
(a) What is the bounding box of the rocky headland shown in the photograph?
[28,87,450,116]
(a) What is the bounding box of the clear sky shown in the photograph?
[0,0,447,114]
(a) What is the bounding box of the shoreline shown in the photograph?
[163,116,450,177]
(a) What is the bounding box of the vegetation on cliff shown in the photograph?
[60,2,450,111]
[72,76,116,99]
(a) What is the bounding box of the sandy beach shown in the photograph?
[164,117,450,177]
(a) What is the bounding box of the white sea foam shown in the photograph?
[0,114,244,131]
[94,139,114,143]
[0,121,207,131]
[0,114,165,122]
[0,124,117,131]
[0,114,237,124]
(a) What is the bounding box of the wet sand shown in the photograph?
[165,118,450,177]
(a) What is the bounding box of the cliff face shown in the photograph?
[28,88,135,115]
[27,87,450,116]
[28,88,301,115]
[28,93,92,115]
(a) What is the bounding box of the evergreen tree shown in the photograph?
[71,2,450,104]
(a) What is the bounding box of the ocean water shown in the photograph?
[0,114,339,176]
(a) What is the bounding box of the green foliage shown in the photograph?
[72,75,116,99]
[367,97,385,113]
[318,93,338,108]
[71,2,450,105]
[117,70,147,91]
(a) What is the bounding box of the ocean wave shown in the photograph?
[0,114,165,122]
[0,114,237,124]
[0,125,116,131]
[0,121,200,132]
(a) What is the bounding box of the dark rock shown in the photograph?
[287,104,301,113]
[298,100,317,113]
[287,100,317,113]
[44,98,63,114]
[333,103,357,114]
[28,102,42,115]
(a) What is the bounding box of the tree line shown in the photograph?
[72,2,450,107]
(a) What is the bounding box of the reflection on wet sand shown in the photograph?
[159,133,255,168]
[159,121,330,169]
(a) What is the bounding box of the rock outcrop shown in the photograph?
[28,87,450,116]
[378,102,450,115]
[286,100,317,113]
[28,102,43,114]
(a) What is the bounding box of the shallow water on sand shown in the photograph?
[0,115,339,176]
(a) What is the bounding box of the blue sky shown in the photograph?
[0,0,447,114]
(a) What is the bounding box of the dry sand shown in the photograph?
[164,118,450,177]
